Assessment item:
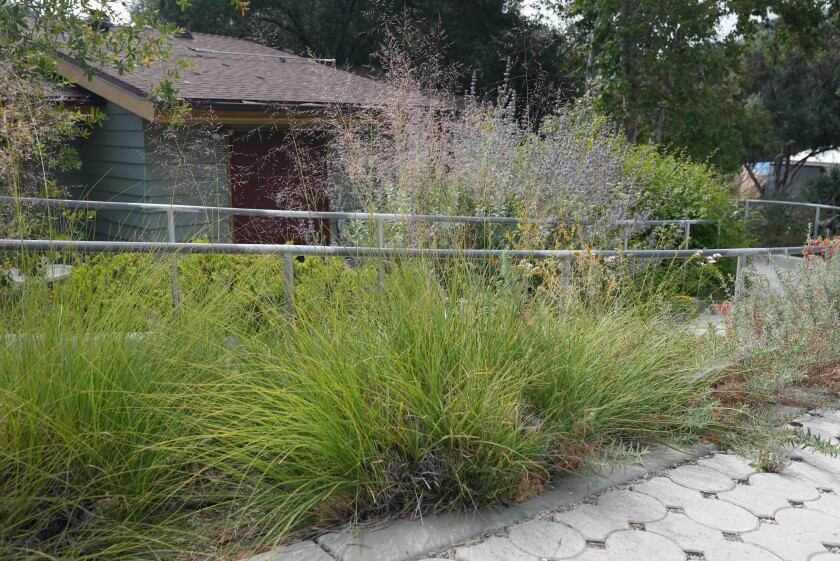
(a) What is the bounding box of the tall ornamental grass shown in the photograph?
[322,33,653,251]
[0,264,233,559]
[0,253,715,560]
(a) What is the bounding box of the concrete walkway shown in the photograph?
[431,409,840,561]
[254,409,840,561]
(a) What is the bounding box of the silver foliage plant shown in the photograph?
[325,35,652,250]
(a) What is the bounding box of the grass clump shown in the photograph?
[709,239,840,470]
[0,253,716,559]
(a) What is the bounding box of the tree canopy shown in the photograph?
[539,0,840,174]
[140,0,580,99]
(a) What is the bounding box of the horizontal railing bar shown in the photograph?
[0,197,712,227]
[743,199,840,212]
[0,239,817,259]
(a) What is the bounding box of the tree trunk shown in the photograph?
[620,0,639,143]
[584,34,600,96]
[653,102,666,143]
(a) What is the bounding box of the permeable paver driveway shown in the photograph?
[430,410,840,561]
[253,411,840,561]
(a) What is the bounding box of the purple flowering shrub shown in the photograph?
[326,60,652,250]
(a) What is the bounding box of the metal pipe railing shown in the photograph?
[10,196,837,311]
[1,238,821,311]
[2,239,809,259]
[0,196,712,228]
[742,198,840,242]
[741,199,840,212]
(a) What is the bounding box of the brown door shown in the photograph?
[229,130,330,244]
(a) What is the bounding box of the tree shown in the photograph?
[533,0,840,176]
[539,0,756,169]
[739,15,840,196]
[142,0,582,98]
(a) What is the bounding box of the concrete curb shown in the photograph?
[254,443,713,561]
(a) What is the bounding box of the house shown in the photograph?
[737,149,840,199]
[52,28,385,244]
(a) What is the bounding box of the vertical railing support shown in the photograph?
[813,207,821,240]
[376,217,385,294]
[681,221,691,292]
[167,208,180,312]
[282,253,294,314]
[328,218,338,245]
[734,254,747,300]
[560,255,571,290]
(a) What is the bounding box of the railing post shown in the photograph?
[328,218,338,245]
[376,217,385,294]
[734,254,747,300]
[282,253,294,314]
[680,221,692,292]
[813,207,821,240]
[167,208,181,311]
[560,255,571,290]
[622,227,629,251]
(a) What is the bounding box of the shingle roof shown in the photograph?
[0,62,104,105]
[64,31,386,109]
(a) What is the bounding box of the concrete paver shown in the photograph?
[573,531,686,561]
[697,453,757,481]
[507,520,587,559]
[633,477,760,532]
[644,512,726,551]
[799,417,840,436]
[702,541,784,561]
[748,472,822,502]
[667,464,735,493]
[792,418,840,445]
[718,483,794,517]
[806,492,840,517]
[679,496,760,533]
[785,461,840,492]
[741,508,840,561]
[813,410,840,424]
[454,536,538,561]
[445,416,839,561]
[794,448,840,474]
[632,476,699,507]
[553,489,667,541]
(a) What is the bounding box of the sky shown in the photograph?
[519,0,563,25]
[103,0,130,22]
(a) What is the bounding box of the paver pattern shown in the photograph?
[449,409,840,561]
[255,411,840,561]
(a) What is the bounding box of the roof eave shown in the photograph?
[54,55,157,122]
[54,56,368,126]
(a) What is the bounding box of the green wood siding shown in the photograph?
[53,139,87,199]
[143,126,230,242]
[75,102,150,240]
[56,102,232,242]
